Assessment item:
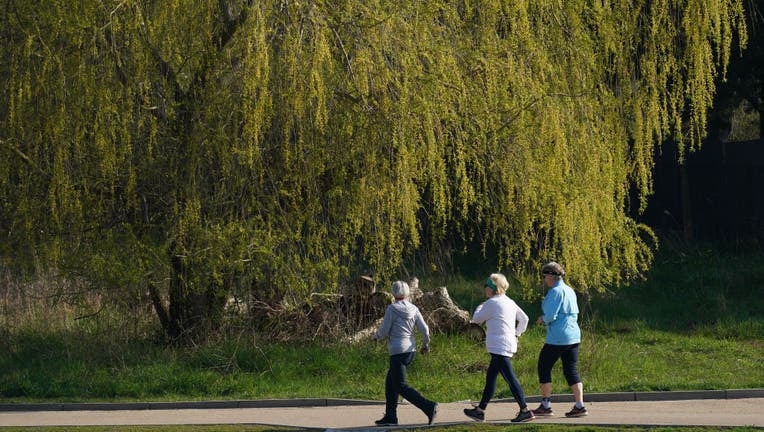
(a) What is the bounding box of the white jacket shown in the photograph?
[472,294,529,357]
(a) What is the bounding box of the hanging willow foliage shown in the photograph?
[0,0,747,328]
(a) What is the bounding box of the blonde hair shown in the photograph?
[488,273,509,295]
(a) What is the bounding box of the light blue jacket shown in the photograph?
[541,280,581,345]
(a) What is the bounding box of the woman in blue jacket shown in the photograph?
[532,262,588,418]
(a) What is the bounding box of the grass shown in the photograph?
[0,242,763,403]
[1,327,762,402]
[0,427,299,432]
[435,427,763,432]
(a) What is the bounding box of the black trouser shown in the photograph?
[537,343,581,386]
[385,352,435,418]
[478,353,528,410]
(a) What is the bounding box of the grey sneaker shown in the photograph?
[531,404,554,416]
[565,405,588,417]
[511,409,535,423]
[463,407,485,422]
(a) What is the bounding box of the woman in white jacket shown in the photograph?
[463,273,535,423]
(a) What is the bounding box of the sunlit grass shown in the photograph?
[1,326,762,403]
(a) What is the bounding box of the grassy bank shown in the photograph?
[0,242,762,402]
[1,325,761,402]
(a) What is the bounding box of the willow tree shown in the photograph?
[0,0,746,339]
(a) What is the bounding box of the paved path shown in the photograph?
[1,394,763,429]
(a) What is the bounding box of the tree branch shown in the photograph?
[1,139,49,177]
[216,0,256,50]
[103,27,129,87]
[130,3,183,99]
[148,280,173,338]
[180,0,256,111]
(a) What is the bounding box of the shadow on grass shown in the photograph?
[586,240,764,337]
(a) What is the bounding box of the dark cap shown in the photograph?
[541,261,565,276]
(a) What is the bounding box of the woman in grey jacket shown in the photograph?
[373,281,438,426]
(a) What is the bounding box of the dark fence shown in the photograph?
[640,138,764,243]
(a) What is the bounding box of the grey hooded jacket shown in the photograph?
[375,300,430,355]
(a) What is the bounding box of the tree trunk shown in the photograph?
[154,241,227,342]
[147,281,174,339]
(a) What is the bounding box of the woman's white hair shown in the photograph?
[391,280,410,299]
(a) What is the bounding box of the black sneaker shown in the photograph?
[565,405,588,417]
[375,415,398,426]
[531,404,554,416]
[511,409,535,423]
[463,407,485,422]
[426,403,439,425]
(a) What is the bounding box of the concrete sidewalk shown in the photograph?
[1,391,763,429]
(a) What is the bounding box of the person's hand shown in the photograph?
[536,316,545,325]
[420,346,430,355]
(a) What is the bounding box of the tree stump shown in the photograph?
[343,282,476,343]
[417,287,472,334]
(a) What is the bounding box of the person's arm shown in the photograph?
[516,306,529,336]
[374,307,393,340]
[471,302,489,324]
[541,289,563,325]
[414,310,431,352]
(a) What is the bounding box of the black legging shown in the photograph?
[478,353,528,410]
[385,352,436,418]
[537,343,581,386]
